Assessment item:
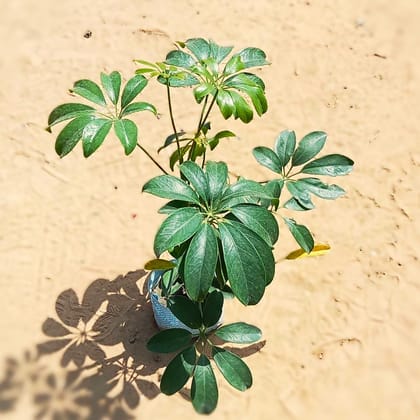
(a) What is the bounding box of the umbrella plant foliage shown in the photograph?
[46,37,354,415]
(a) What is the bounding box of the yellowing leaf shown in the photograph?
[144,259,176,270]
[285,244,331,260]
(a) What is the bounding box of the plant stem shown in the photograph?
[136,143,168,175]
[201,150,207,169]
[166,83,182,164]
[198,93,218,135]
[197,96,209,134]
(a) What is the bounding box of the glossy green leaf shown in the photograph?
[284,217,314,253]
[237,47,269,68]
[169,145,191,170]
[202,290,223,327]
[286,181,314,209]
[212,347,252,391]
[253,146,282,173]
[147,328,193,353]
[209,40,233,63]
[55,115,95,157]
[261,179,284,210]
[160,71,200,87]
[214,322,262,344]
[100,71,121,105]
[241,72,265,90]
[193,83,216,103]
[158,200,187,215]
[295,178,345,199]
[160,346,196,395]
[143,175,200,204]
[275,130,296,168]
[216,89,235,119]
[292,131,327,166]
[180,161,209,202]
[82,118,112,157]
[186,38,210,60]
[207,130,236,150]
[205,161,228,203]
[191,355,218,415]
[224,55,245,75]
[168,296,202,329]
[283,197,314,211]
[71,79,107,106]
[230,204,279,245]
[301,154,354,176]
[165,50,196,69]
[121,75,147,109]
[184,224,218,301]
[121,101,157,117]
[154,207,204,256]
[229,91,253,123]
[219,221,274,305]
[114,119,137,155]
[47,103,95,128]
[221,179,272,208]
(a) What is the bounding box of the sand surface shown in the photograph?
[1,1,419,419]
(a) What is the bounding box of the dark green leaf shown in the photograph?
[284,218,314,253]
[292,131,327,166]
[208,130,236,150]
[275,130,296,168]
[209,40,233,63]
[295,178,345,199]
[229,91,253,123]
[82,118,112,157]
[168,296,202,329]
[214,322,262,344]
[301,154,354,176]
[184,224,218,301]
[286,181,314,209]
[191,355,218,414]
[143,175,200,203]
[216,89,235,119]
[169,145,191,170]
[241,72,265,90]
[100,71,121,105]
[121,75,147,109]
[55,115,95,157]
[113,119,137,155]
[212,347,252,391]
[219,221,274,305]
[47,103,95,128]
[253,146,282,173]
[71,79,106,106]
[283,197,314,211]
[154,207,204,256]
[230,204,279,245]
[180,161,209,202]
[237,47,269,68]
[158,200,188,215]
[221,179,272,208]
[186,38,210,61]
[261,179,284,210]
[158,131,187,153]
[205,161,228,203]
[161,346,196,395]
[121,102,157,117]
[147,328,193,353]
[202,290,223,327]
[165,50,196,69]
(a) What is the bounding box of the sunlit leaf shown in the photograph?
[285,243,331,260]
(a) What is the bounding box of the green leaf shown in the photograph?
[275,130,296,168]
[168,296,202,329]
[121,101,157,117]
[252,146,282,173]
[184,224,218,301]
[186,38,210,61]
[55,115,95,157]
[165,50,196,69]
[159,71,200,87]
[286,181,314,209]
[180,161,209,202]
[292,131,327,166]
[71,79,107,106]
[205,161,228,203]
[301,154,354,176]
[295,178,345,199]
[229,91,253,123]
[113,119,137,155]
[237,47,269,68]
[193,83,216,103]
[121,75,147,109]
[283,218,314,253]
[202,290,223,328]
[143,175,200,204]
[158,200,187,215]
[283,197,314,211]
[219,221,274,305]
[224,55,245,75]
[216,89,235,119]
[209,40,233,63]
[82,118,112,157]
[47,103,95,128]
[230,204,279,245]
[161,346,196,395]
[214,322,262,344]
[221,179,272,208]
[191,355,218,414]
[154,207,204,256]
[100,71,121,105]
[212,347,252,391]
[261,179,283,210]
[207,130,236,150]
[169,145,191,170]
[147,328,193,353]
[144,259,177,270]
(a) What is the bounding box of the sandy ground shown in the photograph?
[1,0,419,419]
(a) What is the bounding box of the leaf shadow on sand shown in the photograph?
[0,269,265,419]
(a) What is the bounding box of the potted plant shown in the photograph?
[46,37,354,414]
